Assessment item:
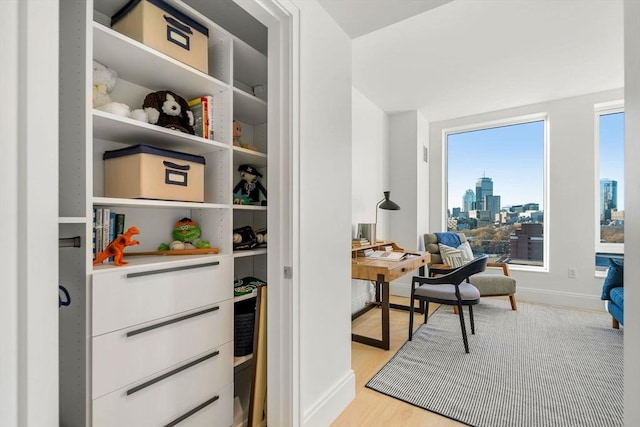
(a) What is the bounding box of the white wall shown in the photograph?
[429,89,623,311]
[351,88,389,312]
[350,102,432,305]
[352,88,390,233]
[293,1,355,425]
[624,0,640,422]
[0,0,60,425]
[387,111,430,295]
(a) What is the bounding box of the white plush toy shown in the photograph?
[93,60,148,122]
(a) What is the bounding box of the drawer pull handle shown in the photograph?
[164,395,220,427]
[126,261,219,279]
[126,351,220,396]
[127,306,220,338]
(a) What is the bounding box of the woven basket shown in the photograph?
[234,300,256,356]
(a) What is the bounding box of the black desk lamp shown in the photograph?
[373,191,400,243]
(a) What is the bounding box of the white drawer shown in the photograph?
[92,301,233,399]
[93,342,233,427]
[92,258,231,336]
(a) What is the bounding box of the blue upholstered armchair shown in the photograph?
[601,258,624,329]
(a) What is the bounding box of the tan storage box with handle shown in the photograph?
[103,144,205,202]
[111,0,209,73]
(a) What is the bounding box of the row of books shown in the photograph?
[188,95,215,140]
[92,208,125,263]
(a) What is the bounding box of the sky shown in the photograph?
[446,113,625,212]
[599,112,625,210]
[447,120,545,210]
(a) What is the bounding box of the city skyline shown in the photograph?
[447,121,545,210]
[447,113,625,212]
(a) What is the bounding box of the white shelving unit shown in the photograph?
[58,1,269,426]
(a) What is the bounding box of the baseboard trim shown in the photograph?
[303,370,356,427]
[515,287,606,311]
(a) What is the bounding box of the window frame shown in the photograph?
[442,113,549,272]
[594,101,624,258]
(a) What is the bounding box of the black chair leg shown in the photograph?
[423,301,430,325]
[469,306,475,335]
[423,300,429,324]
[409,293,415,341]
[457,302,470,353]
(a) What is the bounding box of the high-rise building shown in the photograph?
[510,223,543,262]
[485,195,501,222]
[462,189,475,212]
[600,179,617,221]
[475,176,493,211]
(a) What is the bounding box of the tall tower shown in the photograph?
[475,176,493,211]
[600,179,618,221]
[462,189,475,212]
[485,195,501,222]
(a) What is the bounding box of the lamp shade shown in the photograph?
[374,191,401,243]
[378,191,400,211]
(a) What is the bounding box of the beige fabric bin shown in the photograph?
[103,144,205,202]
[111,0,209,73]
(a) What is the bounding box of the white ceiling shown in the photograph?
[319,0,624,122]
[315,0,452,38]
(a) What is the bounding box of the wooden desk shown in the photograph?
[351,250,430,350]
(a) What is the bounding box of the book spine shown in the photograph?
[202,96,209,140]
[95,207,103,260]
[115,213,125,236]
[205,95,214,140]
[92,208,97,260]
[188,97,205,138]
[102,208,110,263]
[108,211,116,262]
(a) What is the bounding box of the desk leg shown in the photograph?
[380,274,390,350]
[388,266,426,314]
[351,274,390,350]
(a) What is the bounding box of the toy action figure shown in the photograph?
[233,164,267,205]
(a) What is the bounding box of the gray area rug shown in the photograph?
[366,299,624,427]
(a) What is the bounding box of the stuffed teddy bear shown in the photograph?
[157,217,211,251]
[233,164,267,205]
[92,60,148,122]
[142,90,195,134]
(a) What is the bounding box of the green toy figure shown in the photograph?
[158,217,211,251]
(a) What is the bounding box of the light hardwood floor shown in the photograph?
[331,296,466,427]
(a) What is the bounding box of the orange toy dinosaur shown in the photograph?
[93,226,140,266]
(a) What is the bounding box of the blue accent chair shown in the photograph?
[601,258,624,329]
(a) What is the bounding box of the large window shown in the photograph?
[446,117,546,268]
[596,107,624,269]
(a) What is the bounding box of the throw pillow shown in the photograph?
[601,258,624,300]
[458,241,474,263]
[438,243,464,267]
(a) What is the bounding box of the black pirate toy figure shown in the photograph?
[233,164,267,205]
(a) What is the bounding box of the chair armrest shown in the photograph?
[487,262,510,276]
[428,263,454,277]
[415,265,465,285]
